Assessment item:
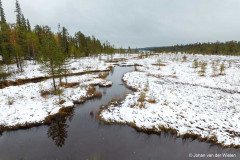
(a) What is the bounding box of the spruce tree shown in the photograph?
[14,0,27,71]
[0,0,13,66]
[39,26,64,92]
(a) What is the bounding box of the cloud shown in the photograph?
[2,0,240,48]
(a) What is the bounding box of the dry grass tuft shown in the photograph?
[147,73,177,79]
[40,90,53,98]
[59,82,79,88]
[98,72,109,79]
[143,88,148,92]
[138,92,146,103]
[210,73,226,77]
[206,135,218,143]
[86,86,102,98]
[45,107,73,124]
[59,99,66,105]
[147,99,156,104]
[90,110,94,116]
[139,103,145,109]
[151,63,166,66]
[94,91,102,97]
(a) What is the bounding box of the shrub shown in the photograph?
[182,55,187,62]
[156,58,161,69]
[139,103,145,109]
[220,62,225,74]
[40,90,52,98]
[145,79,149,90]
[139,53,144,59]
[193,59,199,68]
[134,64,138,71]
[56,88,64,103]
[228,61,232,68]
[7,96,14,105]
[138,92,146,103]
[0,66,11,81]
[71,67,77,70]
[163,100,169,106]
[199,62,207,76]
[211,61,217,76]
[59,99,66,105]
[148,93,156,103]
[86,66,91,71]
[98,72,108,79]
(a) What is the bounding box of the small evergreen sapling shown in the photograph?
[193,59,199,69]
[211,61,217,76]
[220,62,225,75]
[199,62,207,76]
[157,58,161,69]
[182,55,187,62]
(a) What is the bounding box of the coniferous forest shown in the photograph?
[0,0,117,79]
[151,41,240,56]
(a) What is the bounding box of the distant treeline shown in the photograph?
[0,0,117,68]
[151,41,240,56]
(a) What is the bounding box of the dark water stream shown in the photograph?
[0,66,239,160]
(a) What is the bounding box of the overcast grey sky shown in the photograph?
[2,0,240,48]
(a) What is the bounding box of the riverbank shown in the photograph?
[0,73,112,134]
[99,53,240,148]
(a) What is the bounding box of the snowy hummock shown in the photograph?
[0,74,111,127]
[100,53,240,147]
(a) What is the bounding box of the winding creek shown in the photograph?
[0,66,239,160]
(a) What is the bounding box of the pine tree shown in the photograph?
[57,26,70,83]
[0,0,13,66]
[128,46,132,53]
[26,19,31,32]
[39,26,64,92]
[14,0,28,71]
[26,31,39,63]
[0,0,6,23]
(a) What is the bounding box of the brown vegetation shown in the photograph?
[40,90,54,98]
[210,73,226,77]
[90,110,94,116]
[151,63,166,66]
[138,92,146,103]
[147,99,156,104]
[0,69,110,89]
[104,58,126,63]
[98,72,109,79]
[99,82,112,87]
[147,73,177,79]
[59,82,79,88]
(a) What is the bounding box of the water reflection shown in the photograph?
[110,66,114,75]
[47,110,74,147]
[0,66,239,160]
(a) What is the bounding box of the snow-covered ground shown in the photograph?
[3,58,108,82]
[0,74,112,127]
[0,54,134,130]
[3,55,119,81]
[100,53,240,147]
[1,52,240,147]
